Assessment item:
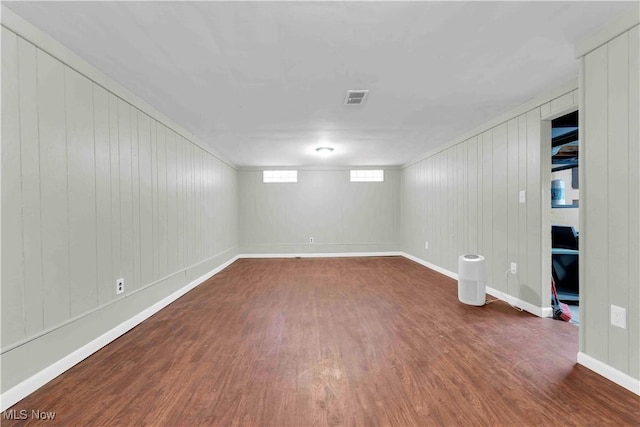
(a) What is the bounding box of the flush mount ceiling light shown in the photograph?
[315,147,334,158]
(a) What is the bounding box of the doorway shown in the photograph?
[550,111,580,324]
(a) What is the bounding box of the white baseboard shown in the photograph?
[238,251,402,259]
[485,286,552,318]
[577,352,640,396]
[399,252,458,280]
[400,252,550,318]
[0,255,240,412]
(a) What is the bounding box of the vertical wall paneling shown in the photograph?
[165,130,177,274]
[492,123,508,292]
[211,156,218,256]
[607,32,630,372]
[201,152,207,258]
[204,153,210,258]
[583,44,610,362]
[191,146,198,261]
[1,28,25,345]
[150,120,159,280]
[37,49,71,327]
[525,108,542,304]
[507,119,519,297]
[209,156,216,256]
[208,153,213,257]
[65,67,98,316]
[185,143,193,265]
[455,145,462,264]
[18,37,44,336]
[477,134,483,259]
[627,25,640,380]
[137,111,153,286]
[447,149,454,271]
[156,123,168,278]
[117,99,133,291]
[580,22,639,382]
[481,130,493,285]
[426,157,433,259]
[212,156,218,255]
[517,114,528,294]
[467,137,478,254]
[440,154,446,260]
[93,85,112,307]
[130,107,141,291]
[462,142,468,254]
[108,93,121,295]
[192,147,199,260]
[129,106,142,290]
[195,149,202,260]
[199,149,206,259]
[1,27,239,394]
[424,159,433,260]
[175,136,185,269]
[436,153,444,266]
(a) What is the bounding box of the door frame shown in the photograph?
[540,105,579,321]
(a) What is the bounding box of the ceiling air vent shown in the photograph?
[344,89,369,105]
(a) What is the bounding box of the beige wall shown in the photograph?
[579,22,639,381]
[238,169,400,254]
[1,25,238,392]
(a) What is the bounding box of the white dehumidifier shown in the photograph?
[458,254,486,306]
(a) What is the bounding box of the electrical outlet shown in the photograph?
[611,305,626,329]
[309,237,314,244]
[519,190,526,203]
[425,241,429,249]
[116,278,124,295]
[510,262,517,274]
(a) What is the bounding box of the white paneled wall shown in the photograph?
[1,26,238,392]
[580,24,639,381]
[238,169,400,254]
[401,90,578,309]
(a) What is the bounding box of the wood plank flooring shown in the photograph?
[4,257,639,426]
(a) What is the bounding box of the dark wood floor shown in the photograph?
[4,257,639,426]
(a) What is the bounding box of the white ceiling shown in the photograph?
[5,1,634,167]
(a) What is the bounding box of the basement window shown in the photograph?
[263,170,298,183]
[350,169,384,182]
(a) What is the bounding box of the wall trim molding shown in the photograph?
[575,6,639,58]
[484,286,553,319]
[577,352,640,396]
[0,4,236,170]
[238,251,402,259]
[0,255,240,412]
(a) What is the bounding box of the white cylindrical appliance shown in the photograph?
[458,254,486,306]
